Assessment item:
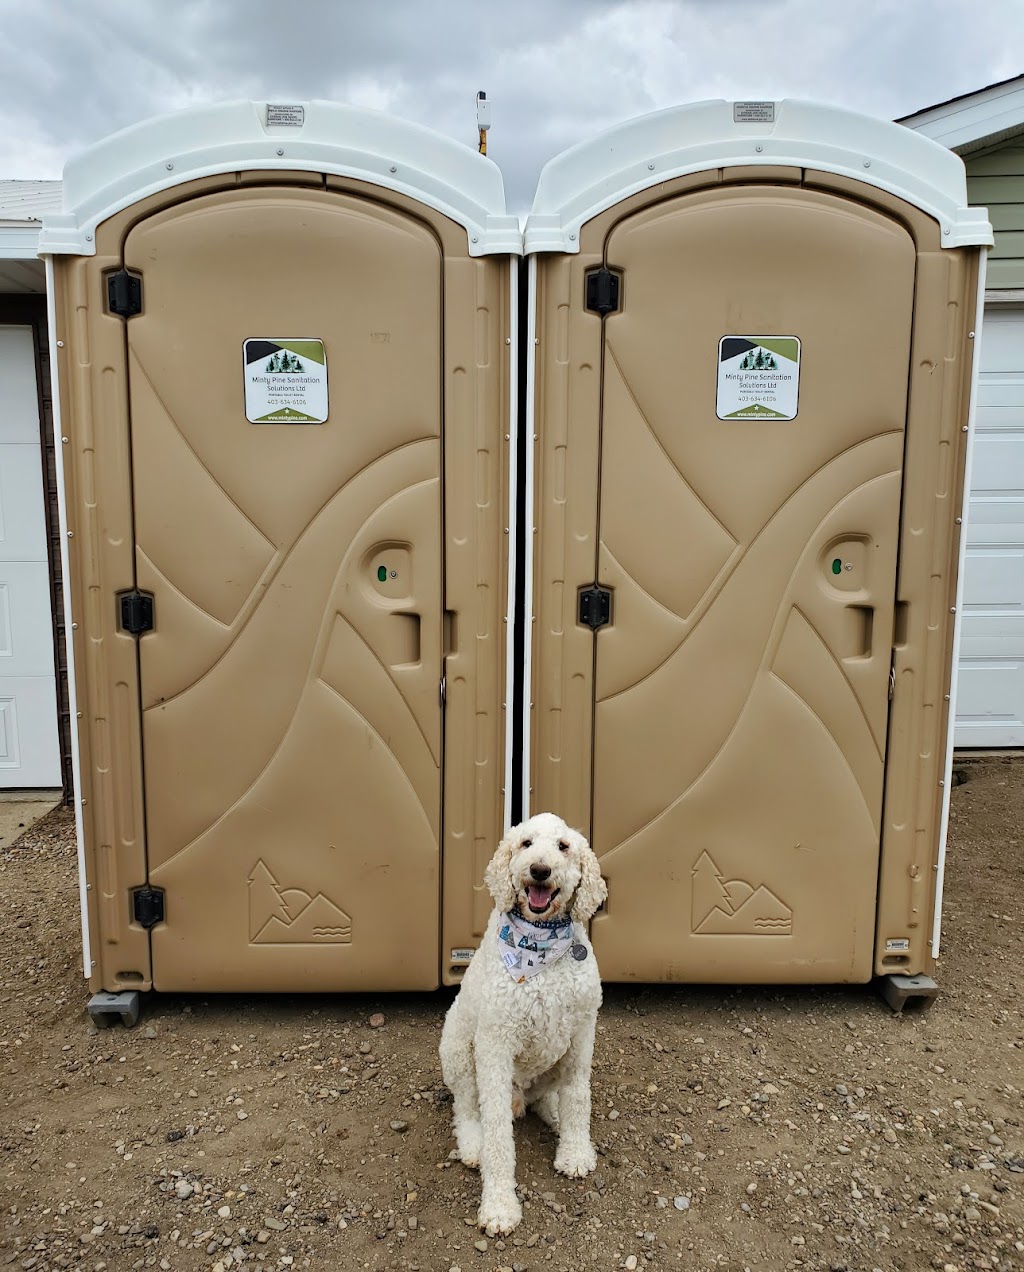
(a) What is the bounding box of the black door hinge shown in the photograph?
[107,269,143,318]
[118,590,154,635]
[132,885,165,929]
[578,584,613,630]
[585,266,622,316]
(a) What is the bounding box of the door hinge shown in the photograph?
[889,661,896,701]
[132,885,165,929]
[585,266,622,316]
[578,584,613,631]
[118,589,154,636]
[440,672,447,705]
[107,269,143,318]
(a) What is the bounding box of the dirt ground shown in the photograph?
[2,757,1022,1272]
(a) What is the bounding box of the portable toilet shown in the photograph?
[522,100,992,991]
[40,101,521,1010]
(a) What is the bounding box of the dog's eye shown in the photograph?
[521,838,532,849]
[559,840,570,853]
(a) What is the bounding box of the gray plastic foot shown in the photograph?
[877,973,938,1014]
[87,990,141,1029]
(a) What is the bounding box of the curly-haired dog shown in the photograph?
[439,812,607,1235]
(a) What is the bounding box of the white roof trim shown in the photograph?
[525,98,992,254]
[899,75,1024,155]
[39,99,521,258]
[0,224,43,260]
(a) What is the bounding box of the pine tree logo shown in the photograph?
[739,348,778,370]
[266,351,305,374]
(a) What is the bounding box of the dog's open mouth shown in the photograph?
[525,884,559,915]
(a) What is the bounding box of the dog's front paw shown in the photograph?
[555,1138,597,1178]
[455,1120,483,1169]
[478,1189,522,1236]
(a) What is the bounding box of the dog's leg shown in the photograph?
[552,1021,598,1178]
[439,1010,482,1169]
[475,1032,522,1235]
[531,1088,560,1131]
[525,1070,559,1130]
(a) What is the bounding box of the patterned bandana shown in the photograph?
[497,909,576,982]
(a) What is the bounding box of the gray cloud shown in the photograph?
[0,0,1021,211]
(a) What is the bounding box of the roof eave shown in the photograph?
[0,224,42,260]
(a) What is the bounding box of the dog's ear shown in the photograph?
[483,829,518,911]
[571,836,608,923]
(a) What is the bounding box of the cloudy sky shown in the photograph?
[0,0,1021,210]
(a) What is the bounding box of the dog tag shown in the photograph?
[571,943,588,961]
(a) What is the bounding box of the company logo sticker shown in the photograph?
[243,338,328,424]
[716,335,800,421]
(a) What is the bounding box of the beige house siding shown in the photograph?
[966,143,1024,288]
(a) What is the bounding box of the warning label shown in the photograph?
[716,336,800,421]
[266,104,305,128]
[733,101,776,124]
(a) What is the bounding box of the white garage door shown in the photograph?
[0,326,60,785]
[955,306,1024,748]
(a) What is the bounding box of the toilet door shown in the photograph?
[588,184,915,982]
[120,186,444,991]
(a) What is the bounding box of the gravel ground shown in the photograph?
[1,755,1022,1272]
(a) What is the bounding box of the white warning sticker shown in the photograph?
[716,335,800,421]
[884,938,911,953]
[266,104,305,127]
[733,101,776,124]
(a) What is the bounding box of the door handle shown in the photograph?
[391,612,421,665]
[846,604,874,659]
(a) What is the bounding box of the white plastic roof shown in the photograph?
[525,98,993,254]
[39,99,520,257]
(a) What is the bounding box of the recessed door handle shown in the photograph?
[847,604,874,659]
[391,612,421,665]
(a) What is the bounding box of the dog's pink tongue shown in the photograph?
[527,884,551,910]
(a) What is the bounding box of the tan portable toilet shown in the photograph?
[40,101,521,1016]
[523,100,992,994]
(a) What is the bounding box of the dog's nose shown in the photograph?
[529,864,551,882]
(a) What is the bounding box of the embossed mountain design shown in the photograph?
[695,885,792,935]
[255,894,353,944]
[691,851,792,936]
[249,859,352,945]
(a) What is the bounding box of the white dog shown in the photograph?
[439,812,607,1235]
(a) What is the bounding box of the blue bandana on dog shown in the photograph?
[498,909,576,982]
